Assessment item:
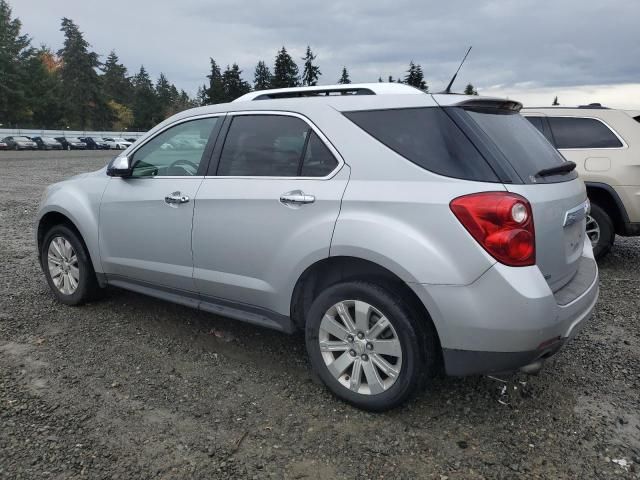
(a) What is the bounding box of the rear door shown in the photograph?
[459,107,588,291]
[191,112,348,316]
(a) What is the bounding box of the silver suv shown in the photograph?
[36,84,599,411]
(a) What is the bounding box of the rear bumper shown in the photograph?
[412,239,599,376]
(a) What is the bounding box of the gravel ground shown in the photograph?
[1,150,639,479]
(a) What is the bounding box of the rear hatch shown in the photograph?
[446,100,588,292]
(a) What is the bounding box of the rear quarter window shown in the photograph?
[548,117,623,149]
[343,107,499,182]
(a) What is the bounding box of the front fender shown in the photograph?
[36,173,110,274]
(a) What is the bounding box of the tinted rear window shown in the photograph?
[464,109,576,183]
[344,108,499,182]
[548,117,623,148]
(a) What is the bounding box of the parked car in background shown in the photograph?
[103,137,132,150]
[523,105,640,259]
[32,136,63,150]
[79,137,110,150]
[2,136,37,150]
[55,137,87,150]
[0,141,9,150]
[37,84,598,411]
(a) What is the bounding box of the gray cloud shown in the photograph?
[12,0,640,95]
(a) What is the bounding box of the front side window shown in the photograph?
[217,115,338,177]
[131,117,218,177]
[548,117,623,149]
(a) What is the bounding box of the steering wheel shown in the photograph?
[167,159,199,175]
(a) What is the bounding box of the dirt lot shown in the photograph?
[1,150,639,479]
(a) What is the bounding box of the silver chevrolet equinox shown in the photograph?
[36,83,599,411]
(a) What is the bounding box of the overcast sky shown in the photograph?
[12,0,640,108]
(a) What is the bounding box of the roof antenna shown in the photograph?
[443,46,472,94]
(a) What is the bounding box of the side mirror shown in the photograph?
[107,155,132,177]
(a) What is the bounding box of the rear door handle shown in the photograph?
[165,191,190,205]
[280,190,315,206]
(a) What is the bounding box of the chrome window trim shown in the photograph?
[121,113,225,179]
[205,110,345,180]
[545,115,628,151]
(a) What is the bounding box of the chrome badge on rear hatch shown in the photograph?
[563,199,590,227]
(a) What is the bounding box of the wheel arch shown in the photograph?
[585,182,628,235]
[290,255,442,359]
[37,208,102,280]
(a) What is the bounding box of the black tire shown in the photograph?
[41,224,100,305]
[588,203,614,260]
[305,281,438,411]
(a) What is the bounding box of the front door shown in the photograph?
[99,115,222,292]
[192,113,348,316]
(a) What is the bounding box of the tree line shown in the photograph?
[0,0,479,131]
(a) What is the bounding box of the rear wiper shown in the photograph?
[535,161,576,178]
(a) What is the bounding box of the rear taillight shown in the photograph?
[450,192,535,267]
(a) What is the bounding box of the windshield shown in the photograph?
[68,138,81,142]
[43,137,57,142]
[15,136,31,141]
[461,108,577,183]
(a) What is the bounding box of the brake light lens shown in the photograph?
[450,192,535,267]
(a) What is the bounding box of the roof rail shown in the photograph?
[578,103,608,109]
[233,83,424,102]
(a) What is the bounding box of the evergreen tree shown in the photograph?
[58,18,109,129]
[253,60,272,91]
[378,76,383,83]
[204,58,225,104]
[131,66,157,129]
[272,47,299,88]
[388,75,394,83]
[464,83,478,95]
[404,61,427,90]
[301,46,321,86]
[552,96,560,106]
[196,85,208,106]
[0,0,33,125]
[338,66,351,84]
[155,72,173,119]
[102,50,132,105]
[222,63,251,101]
[24,47,64,128]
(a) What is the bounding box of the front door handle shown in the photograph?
[280,190,316,206]
[165,191,190,205]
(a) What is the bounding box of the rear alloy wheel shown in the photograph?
[41,225,100,305]
[306,281,438,411]
[586,203,614,260]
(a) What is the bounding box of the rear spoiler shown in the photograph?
[455,99,523,112]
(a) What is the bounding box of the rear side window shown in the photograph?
[548,117,623,149]
[217,115,337,177]
[344,108,499,182]
[464,109,575,183]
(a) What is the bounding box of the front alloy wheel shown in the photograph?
[41,225,100,305]
[47,236,80,295]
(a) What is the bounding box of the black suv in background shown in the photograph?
[79,137,110,150]
[55,137,87,150]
